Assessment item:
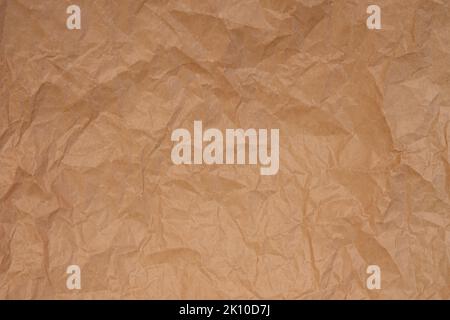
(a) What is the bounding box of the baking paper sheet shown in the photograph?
[0,0,448,299]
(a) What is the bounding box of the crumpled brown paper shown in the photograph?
[0,0,448,299]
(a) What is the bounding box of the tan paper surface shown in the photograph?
[0,0,449,299]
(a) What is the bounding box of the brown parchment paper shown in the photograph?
[0,0,449,299]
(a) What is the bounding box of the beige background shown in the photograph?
[0,0,449,299]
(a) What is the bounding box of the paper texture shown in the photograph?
[0,0,449,299]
